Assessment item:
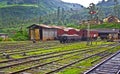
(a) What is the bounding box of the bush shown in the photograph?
[12,29,29,41]
[14,36,28,41]
[0,37,3,41]
[7,38,15,41]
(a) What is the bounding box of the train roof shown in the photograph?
[91,29,120,33]
[61,34,79,36]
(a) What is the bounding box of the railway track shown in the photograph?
[0,47,97,70]
[0,41,62,58]
[0,43,114,64]
[3,43,118,74]
[0,41,59,52]
[45,44,120,74]
[84,43,120,74]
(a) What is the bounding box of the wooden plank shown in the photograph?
[30,30,34,40]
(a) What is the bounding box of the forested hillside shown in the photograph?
[0,0,84,28]
[0,0,120,30]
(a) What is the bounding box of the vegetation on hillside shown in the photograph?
[0,0,120,41]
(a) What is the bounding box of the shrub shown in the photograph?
[7,38,15,41]
[0,37,3,41]
[14,36,28,41]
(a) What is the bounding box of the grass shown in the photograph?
[0,41,116,73]
[11,41,111,59]
[58,44,120,74]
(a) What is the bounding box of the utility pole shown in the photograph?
[87,21,90,45]
[87,3,96,45]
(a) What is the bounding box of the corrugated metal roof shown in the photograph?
[40,24,52,28]
[28,24,66,29]
[0,33,8,35]
[91,29,120,33]
[51,25,65,29]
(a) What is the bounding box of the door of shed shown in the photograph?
[34,29,40,40]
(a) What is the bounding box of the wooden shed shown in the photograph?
[0,33,8,40]
[95,29,119,40]
[27,24,58,41]
[103,15,120,23]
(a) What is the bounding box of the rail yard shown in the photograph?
[0,41,119,74]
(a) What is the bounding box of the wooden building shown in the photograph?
[0,33,8,40]
[80,19,103,25]
[95,29,119,40]
[27,24,58,41]
[103,15,120,23]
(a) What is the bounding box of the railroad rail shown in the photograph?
[7,43,119,74]
[84,43,120,74]
[0,43,111,64]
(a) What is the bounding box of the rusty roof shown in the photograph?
[40,24,52,28]
[51,25,65,29]
[28,24,66,29]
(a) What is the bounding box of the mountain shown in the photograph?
[97,0,120,6]
[96,0,120,19]
[0,0,84,28]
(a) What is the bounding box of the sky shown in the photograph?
[61,0,107,7]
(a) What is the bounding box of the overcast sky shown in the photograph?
[61,0,107,7]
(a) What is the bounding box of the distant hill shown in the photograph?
[97,0,120,6]
[0,0,120,30]
[95,0,120,20]
[0,0,84,28]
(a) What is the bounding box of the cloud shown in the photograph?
[61,0,107,7]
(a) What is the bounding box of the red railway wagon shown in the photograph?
[78,29,87,40]
[78,29,98,40]
[57,29,65,36]
[90,31,98,38]
[64,28,79,35]
[78,29,87,37]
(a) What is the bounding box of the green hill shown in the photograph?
[0,0,84,28]
[0,0,120,29]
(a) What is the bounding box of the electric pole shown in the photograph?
[87,3,96,45]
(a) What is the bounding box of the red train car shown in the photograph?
[64,28,79,35]
[78,29,87,40]
[90,31,98,40]
[57,28,99,43]
[57,29,65,36]
[78,29,98,40]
